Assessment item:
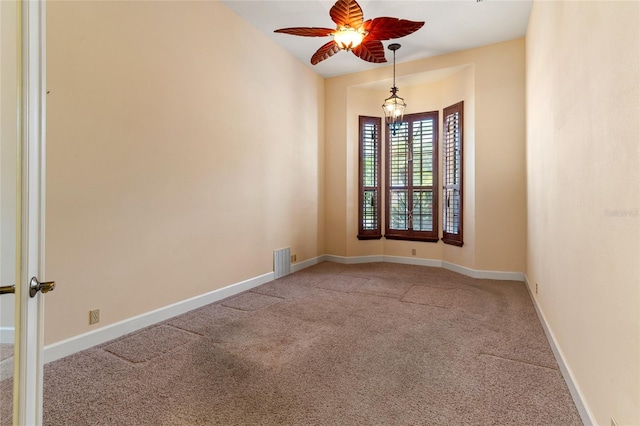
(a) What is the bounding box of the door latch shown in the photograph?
[29,277,55,298]
[0,285,15,295]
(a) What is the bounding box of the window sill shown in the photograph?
[357,234,383,240]
[384,234,439,243]
[442,238,463,247]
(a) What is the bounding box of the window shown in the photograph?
[358,109,454,244]
[357,116,382,239]
[385,111,439,242]
[442,101,463,246]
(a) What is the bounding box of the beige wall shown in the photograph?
[526,1,640,425]
[326,39,525,273]
[40,1,640,421]
[45,1,325,344]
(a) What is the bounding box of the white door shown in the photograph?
[0,1,49,425]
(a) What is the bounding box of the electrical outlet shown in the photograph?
[535,282,538,294]
[89,309,100,325]
[291,254,297,263]
[411,248,416,256]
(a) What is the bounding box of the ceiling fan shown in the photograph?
[274,0,424,65]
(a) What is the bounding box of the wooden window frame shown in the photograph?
[442,101,464,246]
[385,111,439,242]
[357,116,383,240]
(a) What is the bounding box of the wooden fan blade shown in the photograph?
[330,0,364,29]
[352,39,386,63]
[311,40,341,65]
[274,27,336,37]
[363,17,425,41]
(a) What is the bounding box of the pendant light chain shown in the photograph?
[393,48,397,90]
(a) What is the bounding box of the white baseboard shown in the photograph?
[291,255,325,272]
[524,275,594,426]
[44,271,274,364]
[383,255,442,268]
[334,255,524,281]
[441,260,525,281]
[0,326,14,344]
[42,255,524,365]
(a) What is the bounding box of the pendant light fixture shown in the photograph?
[382,43,406,134]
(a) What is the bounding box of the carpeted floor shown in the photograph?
[0,262,582,425]
[0,345,12,363]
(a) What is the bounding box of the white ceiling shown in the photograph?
[220,0,533,78]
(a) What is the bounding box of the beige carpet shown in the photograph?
[1,262,582,425]
[0,344,12,363]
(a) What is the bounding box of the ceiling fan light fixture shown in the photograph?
[273,0,424,65]
[333,27,365,50]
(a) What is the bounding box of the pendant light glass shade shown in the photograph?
[382,43,406,132]
[383,86,406,125]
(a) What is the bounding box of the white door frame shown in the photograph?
[14,0,46,424]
